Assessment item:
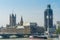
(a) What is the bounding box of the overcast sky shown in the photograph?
[0,0,60,27]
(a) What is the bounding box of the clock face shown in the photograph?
[46,15,52,19]
[46,15,49,19]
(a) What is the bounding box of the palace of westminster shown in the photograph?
[0,4,56,35]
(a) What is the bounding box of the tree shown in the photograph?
[56,27,60,34]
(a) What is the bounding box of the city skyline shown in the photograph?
[0,0,60,27]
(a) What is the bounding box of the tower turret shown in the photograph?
[20,16,23,26]
[44,4,53,31]
[10,14,16,26]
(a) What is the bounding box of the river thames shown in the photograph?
[0,38,60,40]
[0,35,60,40]
[0,38,59,40]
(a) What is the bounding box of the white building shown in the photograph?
[56,21,60,29]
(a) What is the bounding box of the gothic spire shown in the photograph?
[20,16,23,26]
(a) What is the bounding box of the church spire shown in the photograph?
[20,16,23,26]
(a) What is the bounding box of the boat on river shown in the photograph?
[29,35,47,39]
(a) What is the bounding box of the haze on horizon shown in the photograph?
[0,0,60,27]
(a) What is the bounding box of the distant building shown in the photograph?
[24,25,31,34]
[30,22,37,34]
[56,21,60,29]
[36,26,45,34]
[10,14,16,26]
[0,26,25,34]
[23,22,45,34]
[44,4,53,31]
[20,16,23,26]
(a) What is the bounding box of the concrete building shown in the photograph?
[29,22,38,34]
[36,26,45,35]
[0,26,25,34]
[56,21,60,29]
[23,22,45,35]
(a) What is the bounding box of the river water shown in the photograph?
[0,35,60,40]
[0,38,59,40]
[0,38,60,40]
